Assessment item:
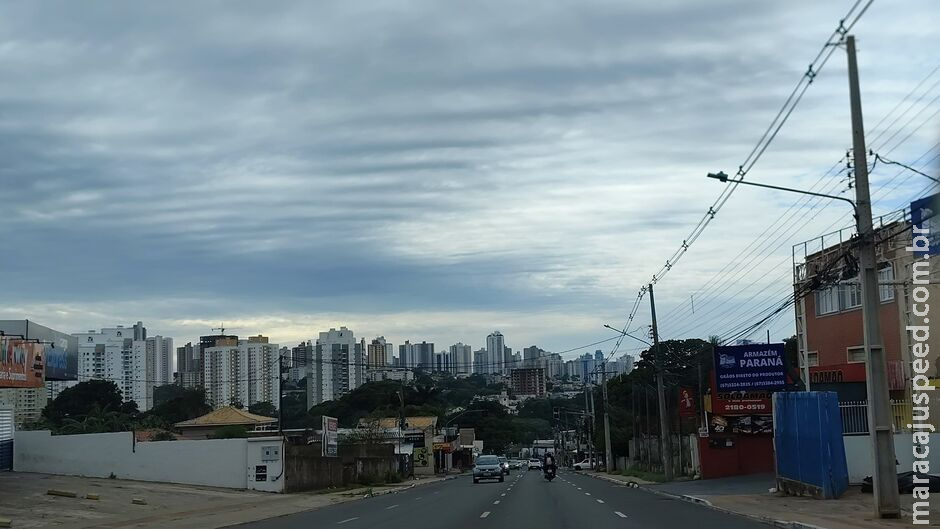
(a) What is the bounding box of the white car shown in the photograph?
[528,458,542,470]
[573,459,597,471]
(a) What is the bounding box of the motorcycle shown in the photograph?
[544,465,556,482]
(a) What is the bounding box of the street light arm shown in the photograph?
[707,172,857,216]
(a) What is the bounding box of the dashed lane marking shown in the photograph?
[481,512,491,518]
[337,518,359,525]
[494,500,500,505]
[596,499,605,504]
[585,493,591,496]
[386,505,399,510]
[501,493,506,497]
[615,512,627,518]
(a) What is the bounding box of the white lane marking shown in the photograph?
[585,492,591,496]
[415,497,423,500]
[597,499,605,504]
[337,518,359,525]
[615,511,627,518]
[501,493,506,497]
[386,504,399,510]
[480,512,491,518]
[494,500,501,505]
[577,488,582,490]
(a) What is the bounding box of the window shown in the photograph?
[840,282,862,310]
[879,263,895,302]
[846,346,882,363]
[816,286,839,315]
[806,351,819,367]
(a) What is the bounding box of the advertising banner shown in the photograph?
[911,193,938,257]
[44,343,72,381]
[678,387,697,417]
[709,414,773,435]
[0,338,45,388]
[714,343,787,392]
[322,416,338,457]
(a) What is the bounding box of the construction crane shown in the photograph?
[211,323,226,334]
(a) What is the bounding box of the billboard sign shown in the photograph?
[0,338,45,388]
[911,193,938,258]
[678,387,697,417]
[44,343,72,381]
[322,416,338,457]
[714,343,787,392]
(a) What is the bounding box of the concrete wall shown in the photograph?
[283,443,398,493]
[14,431,284,492]
[844,433,940,484]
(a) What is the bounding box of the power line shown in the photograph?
[600,1,876,368]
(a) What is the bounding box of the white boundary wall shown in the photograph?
[844,432,940,484]
[14,430,283,492]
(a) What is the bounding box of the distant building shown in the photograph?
[510,367,547,398]
[307,327,365,407]
[449,343,473,376]
[486,331,505,374]
[174,406,277,440]
[73,323,173,412]
[473,348,487,374]
[367,337,391,368]
[203,335,279,410]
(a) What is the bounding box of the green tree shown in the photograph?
[248,401,277,418]
[145,388,212,426]
[42,380,137,426]
[213,425,248,439]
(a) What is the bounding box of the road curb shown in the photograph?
[365,475,458,498]
[582,473,829,529]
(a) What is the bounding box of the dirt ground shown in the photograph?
[0,472,442,529]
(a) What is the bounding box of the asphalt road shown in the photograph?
[240,469,772,529]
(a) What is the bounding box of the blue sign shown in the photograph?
[911,193,939,258]
[44,344,71,380]
[714,343,787,392]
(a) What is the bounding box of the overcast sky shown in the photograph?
[1,0,937,361]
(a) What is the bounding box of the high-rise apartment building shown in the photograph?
[74,323,173,411]
[203,335,279,409]
[473,348,487,374]
[399,340,434,370]
[449,343,473,376]
[367,337,392,368]
[307,327,365,407]
[486,331,505,374]
[510,367,546,398]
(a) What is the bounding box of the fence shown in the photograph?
[839,400,912,435]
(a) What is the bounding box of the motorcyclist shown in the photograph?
[543,451,557,477]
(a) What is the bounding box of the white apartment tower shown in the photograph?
[307,327,365,407]
[449,343,473,376]
[202,335,279,409]
[73,323,173,412]
[486,331,505,374]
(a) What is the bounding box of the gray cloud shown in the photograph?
[1,0,937,353]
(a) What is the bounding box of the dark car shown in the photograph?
[473,455,505,484]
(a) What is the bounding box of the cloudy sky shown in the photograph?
[1,0,937,362]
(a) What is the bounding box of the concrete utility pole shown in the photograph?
[584,384,593,464]
[649,283,674,480]
[846,34,900,518]
[602,364,613,473]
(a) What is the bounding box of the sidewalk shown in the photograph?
[0,472,451,529]
[586,471,940,529]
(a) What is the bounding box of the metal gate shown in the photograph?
[0,408,14,471]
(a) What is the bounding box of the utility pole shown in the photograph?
[278,353,286,435]
[649,283,674,481]
[584,384,593,464]
[846,34,900,518]
[602,363,613,473]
